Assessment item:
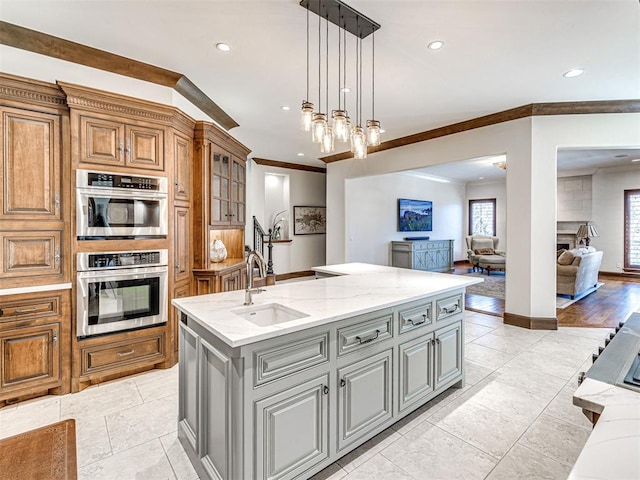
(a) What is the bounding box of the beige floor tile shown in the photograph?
[134,366,179,403]
[74,416,113,468]
[518,414,591,467]
[490,325,550,342]
[337,428,400,473]
[0,396,60,439]
[78,438,176,480]
[465,360,495,386]
[465,322,496,343]
[468,379,550,424]
[430,399,530,458]
[527,339,594,367]
[60,378,143,421]
[465,343,516,370]
[106,394,178,453]
[382,421,498,479]
[342,454,413,480]
[544,385,593,429]
[160,431,199,480]
[464,313,504,329]
[486,444,572,480]
[489,364,567,402]
[310,462,348,480]
[471,333,533,355]
[504,350,580,381]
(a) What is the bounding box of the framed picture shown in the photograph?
[293,206,326,235]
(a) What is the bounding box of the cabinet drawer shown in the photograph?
[398,302,433,334]
[0,295,61,321]
[81,332,165,376]
[391,242,412,252]
[338,313,393,356]
[254,333,329,387]
[436,294,463,321]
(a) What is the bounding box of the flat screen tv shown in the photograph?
[398,198,433,232]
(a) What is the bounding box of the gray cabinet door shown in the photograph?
[200,338,232,480]
[337,349,393,451]
[178,322,199,453]
[399,334,434,412]
[435,322,462,388]
[254,374,330,480]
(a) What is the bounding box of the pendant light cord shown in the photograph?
[372,31,375,120]
[305,4,309,101]
[317,0,321,111]
[326,12,329,116]
[337,5,341,110]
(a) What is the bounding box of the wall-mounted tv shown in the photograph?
[398,198,433,232]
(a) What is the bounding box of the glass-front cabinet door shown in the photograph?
[230,157,246,226]
[210,151,230,225]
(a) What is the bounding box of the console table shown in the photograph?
[391,239,454,273]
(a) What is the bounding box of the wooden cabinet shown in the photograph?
[173,130,192,202]
[391,239,454,273]
[0,75,70,290]
[193,260,246,295]
[0,289,71,406]
[174,206,191,284]
[337,349,393,451]
[0,106,62,222]
[78,113,164,170]
[210,150,246,227]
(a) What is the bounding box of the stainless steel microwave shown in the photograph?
[76,169,168,239]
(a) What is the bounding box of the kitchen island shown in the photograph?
[172,263,481,480]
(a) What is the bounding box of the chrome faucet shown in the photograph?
[244,250,267,305]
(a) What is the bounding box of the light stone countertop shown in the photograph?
[570,378,640,479]
[172,263,482,348]
[0,283,72,296]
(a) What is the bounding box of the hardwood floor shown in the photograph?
[454,262,640,328]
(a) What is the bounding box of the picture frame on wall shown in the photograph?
[293,206,326,235]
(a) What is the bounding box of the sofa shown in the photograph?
[556,248,603,298]
[466,235,506,273]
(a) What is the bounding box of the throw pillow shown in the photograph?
[474,248,494,255]
[557,250,575,265]
[556,248,566,258]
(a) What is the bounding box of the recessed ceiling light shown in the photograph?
[427,40,445,50]
[341,87,351,93]
[563,68,584,78]
[615,154,630,158]
[281,106,290,111]
[380,129,386,133]
[297,152,304,157]
[478,176,485,180]
[216,42,231,52]
[632,158,640,163]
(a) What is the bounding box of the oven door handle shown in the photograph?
[77,266,168,280]
[77,187,167,201]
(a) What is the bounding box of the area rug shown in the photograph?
[463,272,604,309]
[0,419,77,479]
[556,282,605,309]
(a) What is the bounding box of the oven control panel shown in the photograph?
[77,249,168,271]
[87,172,160,190]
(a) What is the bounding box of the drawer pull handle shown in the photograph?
[117,349,135,357]
[356,329,380,344]
[407,314,427,326]
[441,304,459,315]
[340,379,346,388]
[15,307,38,314]
[323,385,329,395]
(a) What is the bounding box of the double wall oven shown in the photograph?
[75,169,170,338]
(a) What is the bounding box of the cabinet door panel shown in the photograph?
[0,231,62,279]
[178,322,200,454]
[255,374,329,480]
[200,338,231,480]
[1,107,61,221]
[337,349,392,451]
[126,125,164,170]
[435,322,462,388]
[80,115,124,165]
[230,158,246,226]
[173,132,191,202]
[174,206,190,284]
[1,323,60,390]
[399,335,434,412]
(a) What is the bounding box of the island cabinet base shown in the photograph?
[176,289,465,480]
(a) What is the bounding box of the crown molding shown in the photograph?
[253,158,326,174]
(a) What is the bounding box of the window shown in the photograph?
[469,199,496,236]
[624,189,640,271]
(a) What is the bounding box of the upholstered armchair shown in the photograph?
[466,236,505,271]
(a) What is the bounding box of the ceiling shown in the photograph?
[2,1,639,171]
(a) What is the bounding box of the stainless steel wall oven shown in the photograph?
[76,169,168,239]
[76,250,168,338]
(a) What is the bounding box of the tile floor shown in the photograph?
[0,311,610,480]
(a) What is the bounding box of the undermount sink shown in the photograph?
[231,303,309,327]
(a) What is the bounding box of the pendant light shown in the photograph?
[366,31,381,146]
[332,6,349,142]
[300,5,313,131]
[321,12,335,153]
[351,29,366,159]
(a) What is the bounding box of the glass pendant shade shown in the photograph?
[354,143,367,159]
[311,113,327,143]
[332,110,349,142]
[300,101,314,131]
[321,125,335,153]
[366,120,381,146]
[350,125,366,154]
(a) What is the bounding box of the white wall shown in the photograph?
[346,173,466,265]
[592,166,640,272]
[249,162,326,273]
[465,181,507,251]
